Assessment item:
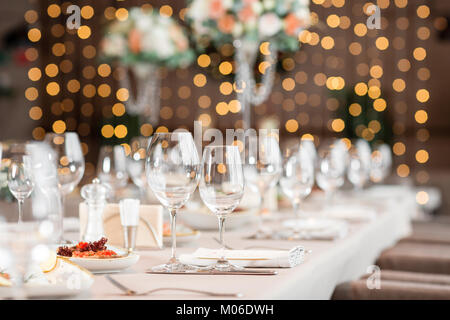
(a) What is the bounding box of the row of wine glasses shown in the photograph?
[1,133,85,241]
[0,142,64,299]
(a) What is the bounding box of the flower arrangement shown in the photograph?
[101,7,194,69]
[186,0,311,52]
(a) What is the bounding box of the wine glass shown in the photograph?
[347,140,371,191]
[370,143,392,183]
[7,151,34,224]
[316,139,348,206]
[45,133,84,240]
[0,142,62,299]
[145,132,200,272]
[97,145,128,194]
[243,133,282,233]
[126,137,150,202]
[280,143,315,224]
[199,145,244,271]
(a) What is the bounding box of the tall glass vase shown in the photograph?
[233,39,277,129]
[119,62,161,126]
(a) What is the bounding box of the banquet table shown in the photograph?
[74,186,416,300]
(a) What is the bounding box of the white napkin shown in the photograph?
[179,246,305,268]
[322,204,377,222]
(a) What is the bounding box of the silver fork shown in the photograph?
[106,275,243,298]
[213,237,312,253]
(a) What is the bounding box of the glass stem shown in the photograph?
[257,188,266,231]
[17,199,24,224]
[169,208,177,261]
[218,215,226,261]
[139,187,146,204]
[59,194,66,242]
[292,201,300,220]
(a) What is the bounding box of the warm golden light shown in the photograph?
[285,119,299,133]
[397,164,410,177]
[393,142,406,156]
[52,120,66,134]
[415,149,429,163]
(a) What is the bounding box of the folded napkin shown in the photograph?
[322,204,377,222]
[179,247,305,268]
[79,203,163,249]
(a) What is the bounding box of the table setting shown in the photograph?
[1,0,440,302]
[0,127,416,300]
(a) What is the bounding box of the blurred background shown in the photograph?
[0,0,449,214]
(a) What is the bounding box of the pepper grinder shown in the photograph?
[81,178,110,242]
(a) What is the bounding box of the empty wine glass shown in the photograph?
[0,222,41,299]
[243,133,282,233]
[45,132,85,240]
[0,142,62,299]
[280,144,315,224]
[145,132,200,272]
[199,145,244,271]
[347,151,367,191]
[347,140,372,191]
[370,143,392,183]
[97,145,128,194]
[126,137,149,202]
[8,152,34,224]
[316,139,348,206]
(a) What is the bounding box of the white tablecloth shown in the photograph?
[79,186,414,300]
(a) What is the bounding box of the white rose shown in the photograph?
[258,13,282,38]
[140,32,154,53]
[233,22,244,38]
[153,27,175,58]
[102,34,126,57]
[296,8,310,25]
[297,0,309,7]
[187,0,208,21]
[252,2,263,15]
[263,0,276,10]
[136,16,153,32]
[223,0,233,10]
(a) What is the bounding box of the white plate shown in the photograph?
[0,258,94,299]
[58,245,140,274]
[163,225,201,246]
[282,218,338,231]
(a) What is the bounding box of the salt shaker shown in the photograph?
[81,178,110,242]
[119,198,140,252]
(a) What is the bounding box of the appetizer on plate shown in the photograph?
[57,237,118,259]
[56,237,140,273]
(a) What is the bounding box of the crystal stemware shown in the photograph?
[370,143,392,183]
[7,145,34,224]
[316,139,348,206]
[280,143,315,224]
[243,133,282,233]
[44,132,85,239]
[199,145,244,271]
[145,132,200,272]
[0,142,62,299]
[126,137,150,202]
[97,145,129,194]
